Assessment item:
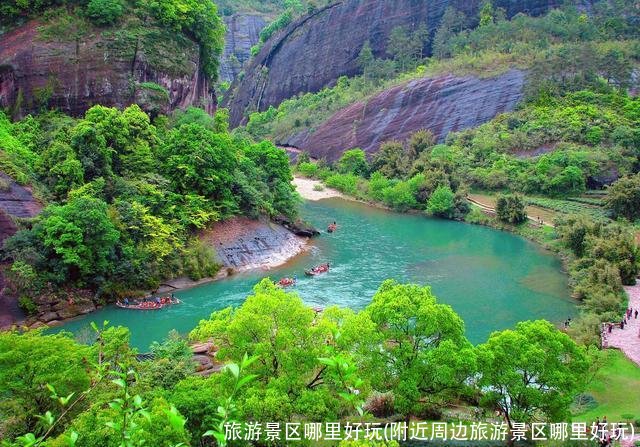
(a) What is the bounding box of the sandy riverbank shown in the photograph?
[293,176,344,201]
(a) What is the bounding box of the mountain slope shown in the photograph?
[281,69,525,160]
[224,0,573,126]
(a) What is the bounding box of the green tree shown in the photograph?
[189,279,324,387]
[86,0,124,26]
[406,129,436,161]
[34,197,120,281]
[432,7,466,58]
[427,185,455,217]
[337,149,369,176]
[357,41,375,80]
[36,141,84,200]
[477,320,589,428]
[363,280,475,418]
[371,141,407,179]
[555,214,602,257]
[160,123,238,214]
[604,173,640,221]
[0,331,91,439]
[478,0,495,27]
[387,26,424,71]
[495,194,527,224]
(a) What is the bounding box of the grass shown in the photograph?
[574,350,640,424]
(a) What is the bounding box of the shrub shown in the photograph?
[312,184,324,191]
[465,207,491,225]
[296,162,318,178]
[496,194,527,224]
[427,185,455,217]
[337,149,369,176]
[324,173,359,196]
[367,171,392,202]
[86,0,123,26]
[18,296,37,315]
[382,181,417,211]
[604,173,640,221]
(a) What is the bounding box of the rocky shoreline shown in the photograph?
[3,215,319,331]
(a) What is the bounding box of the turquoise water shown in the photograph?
[55,198,575,349]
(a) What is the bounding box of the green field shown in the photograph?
[574,350,640,424]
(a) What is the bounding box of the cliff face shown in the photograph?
[281,69,525,161]
[0,173,41,329]
[219,14,268,83]
[0,19,216,118]
[225,0,570,127]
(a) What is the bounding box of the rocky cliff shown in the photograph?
[201,216,309,271]
[0,18,216,118]
[224,0,571,126]
[219,14,268,83]
[282,69,525,160]
[0,173,41,329]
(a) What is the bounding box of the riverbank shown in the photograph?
[9,215,315,330]
[293,176,344,201]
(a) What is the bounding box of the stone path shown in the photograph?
[603,283,640,367]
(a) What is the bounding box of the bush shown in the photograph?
[604,173,640,221]
[465,207,491,225]
[496,194,527,224]
[382,181,417,211]
[337,149,369,176]
[18,296,37,315]
[86,0,123,25]
[296,162,318,178]
[324,173,359,196]
[427,185,455,217]
[312,184,324,191]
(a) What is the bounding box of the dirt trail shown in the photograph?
[467,196,555,228]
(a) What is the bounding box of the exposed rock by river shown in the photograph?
[201,216,312,272]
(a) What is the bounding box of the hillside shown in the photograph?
[224,0,582,126]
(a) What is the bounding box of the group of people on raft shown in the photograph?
[276,221,337,287]
[117,293,180,310]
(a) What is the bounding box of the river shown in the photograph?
[54,198,576,349]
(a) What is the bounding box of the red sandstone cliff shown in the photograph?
[281,69,526,160]
[224,0,577,127]
[0,19,216,118]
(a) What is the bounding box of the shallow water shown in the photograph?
[54,198,575,349]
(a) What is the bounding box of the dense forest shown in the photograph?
[0,105,297,311]
[1,0,640,446]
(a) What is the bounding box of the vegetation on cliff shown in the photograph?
[1,0,224,81]
[0,105,298,310]
[244,1,639,145]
